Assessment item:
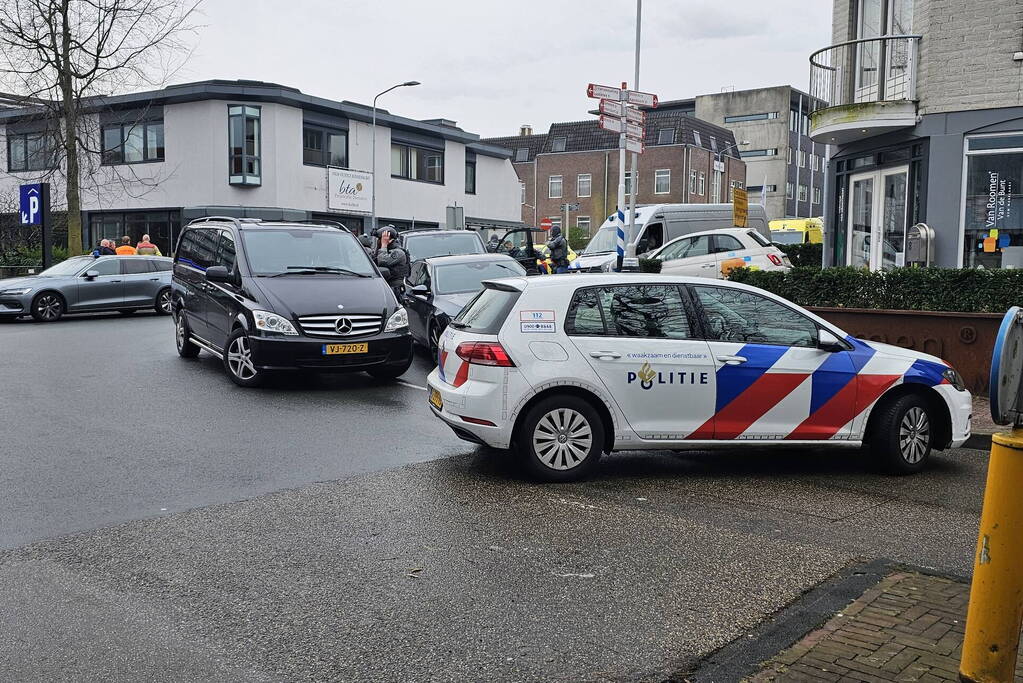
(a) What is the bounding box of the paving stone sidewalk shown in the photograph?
[749,571,1023,682]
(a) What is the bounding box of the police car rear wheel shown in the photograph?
[519,395,604,482]
[871,394,933,474]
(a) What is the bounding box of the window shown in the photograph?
[724,112,780,123]
[177,228,219,270]
[798,150,806,168]
[712,235,745,253]
[740,148,778,158]
[551,136,567,152]
[88,259,121,276]
[453,288,523,335]
[577,216,590,231]
[709,137,718,152]
[962,133,1023,267]
[654,169,670,194]
[746,184,777,194]
[813,186,822,204]
[689,169,697,195]
[565,285,692,339]
[694,286,818,347]
[798,184,808,202]
[660,235,711,261]
[787,148,793,164]
[657,128,675,145]
[122,259,152,275]
[698,171,706,196]
[549,216,562,230]
[515,148,528,162]
[802,115,809,136]
[391,142,444,183]
[786,182,794,199]
[218,230,237,272]
[577,173,592,197]
[811,154,819,171]
[101,120,164,165]
[465,160,476,194]
[729,179,744,200]
[624,171,635,196]
[7,131,57,172]
[228,105,261,186]
[548,174,563,198]
[303,126,347,167]
[692,130,702,147]
[520,181,526,204]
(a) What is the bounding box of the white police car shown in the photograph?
[426,274,972,482]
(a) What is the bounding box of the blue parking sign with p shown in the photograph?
[19,183,42,225]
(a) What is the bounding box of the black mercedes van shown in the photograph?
[171,217,412,387]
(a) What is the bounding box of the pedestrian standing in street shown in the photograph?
[373,226,410,295]
[98,239,116,256]
[546,226,570,274]
[115,236,136,255]
[135,234,162,256]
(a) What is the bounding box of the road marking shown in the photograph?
[398,380,428,391]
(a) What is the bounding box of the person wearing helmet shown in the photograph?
[373,225,410,294]
[546,225,571,274]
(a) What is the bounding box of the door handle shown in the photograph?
[717,355,747,365]
[110,279,122,283]
[148,277,159,281]
[589,351,621,359]
[701,263,716,268]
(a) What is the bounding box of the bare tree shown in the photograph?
[0,0,199,254]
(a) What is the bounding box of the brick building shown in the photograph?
[812,0,1023,269]
[485,115,745,234]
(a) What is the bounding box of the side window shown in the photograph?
[498,230,530,257]
[658,238,691,261]
[604,285,692,339]
[680,235,711,258]
[122,259,151,275]
[217,230,237,272]
[636,223,664,254]
[565,288,606,335]
[408,261,425,285]
[693,286,818,347]
[152,260,173,272]
[712,235,744,253]
[176,230,196,264]
[189,229,218,270]
[88,259,121,276]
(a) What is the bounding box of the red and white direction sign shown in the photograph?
[624,137,644,154]
[599,115,624,134]
[625,90,658,108]
[587,83,622,100]
[599,99,624,117]
[625,107,645,124]
[625,121,644,139]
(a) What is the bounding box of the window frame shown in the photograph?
[520,181,526,204]
[302,124,348,168]
[465,159,477,194]
[577,215,590,231]
[548,174,563,198]
[654,169,670,195]
[391,141,445,184]
[577,173,592,197]
[514,148,528,162]
[698,171,706,196]
[564,283,701,340]
[551,136,567,152]
[798,184,808,202]
[101,120,165,166]
[6,130,58,172]
[724,112,780,123]
[786,182,795,199]
[657,128,675,145]
[228,105,261,186]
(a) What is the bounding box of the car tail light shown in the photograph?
[455,341,515,367]
[459,415,497,426]
[767,252,784,267]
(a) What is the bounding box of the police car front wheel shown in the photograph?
[870,394,934,474]
[518,395,605,482]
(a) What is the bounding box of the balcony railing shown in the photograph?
[810,35,921,111]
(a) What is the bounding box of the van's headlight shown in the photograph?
[253,310,298,336]
[384,307,409,332]
[943,368,967,392]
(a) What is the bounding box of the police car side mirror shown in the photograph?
[818,329,846,352]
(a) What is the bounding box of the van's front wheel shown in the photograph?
[518,395,604,482]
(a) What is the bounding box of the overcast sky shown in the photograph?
[181,0,832,139]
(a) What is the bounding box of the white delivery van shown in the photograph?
[572,203,770,272]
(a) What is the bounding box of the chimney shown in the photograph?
[520,124,533,136]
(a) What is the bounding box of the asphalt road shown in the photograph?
[0,313,991,681]
[0,312,458,549]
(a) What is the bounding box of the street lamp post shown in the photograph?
[715,140,749,202]
[371,80,420,234]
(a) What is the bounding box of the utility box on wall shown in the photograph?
[446,206,465,230]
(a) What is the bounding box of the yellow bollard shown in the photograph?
[960,428,1023,683]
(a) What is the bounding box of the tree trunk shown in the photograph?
[59,0,82,255]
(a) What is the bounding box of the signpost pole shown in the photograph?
[626,0,642,263]
[41,183,52,268]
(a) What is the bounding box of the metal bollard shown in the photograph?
[960,428,1023,683]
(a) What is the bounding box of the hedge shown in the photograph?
[776,242,823,268]
[727,266,1023,313]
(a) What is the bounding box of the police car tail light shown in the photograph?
[455,342,515,367]
[767,253,784,267]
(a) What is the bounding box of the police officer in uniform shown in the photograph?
[545,225,571,274]
[373,225,410,295]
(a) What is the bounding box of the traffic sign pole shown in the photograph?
[41,183,52,268]
[616,83,627,272]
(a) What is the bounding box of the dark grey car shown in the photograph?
[0,255,174,322]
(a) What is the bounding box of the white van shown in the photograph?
[573,203,770,272]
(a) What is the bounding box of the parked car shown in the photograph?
[486,227,546,274]
[0,255,173,322]
[404,253,526,354]
[400,229,486,263]
[172,217,412,387]
[573,203,772,272]
[648,228,791,278]
[427,274,971,482]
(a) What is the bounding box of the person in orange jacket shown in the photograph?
[114,236,136,255]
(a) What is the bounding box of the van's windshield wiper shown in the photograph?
[269,266,370,278]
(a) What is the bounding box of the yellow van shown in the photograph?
[769,217,824,245]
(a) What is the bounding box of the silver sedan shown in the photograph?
[0,255,174,322]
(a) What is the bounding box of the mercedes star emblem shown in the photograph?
[335,317,354,335]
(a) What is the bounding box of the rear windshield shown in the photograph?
[434,260,526,294]
[770,231,804,245]
[451,286,521,335]
[404,233,484,261]
[240,229,375,276]
[748,230,773,247]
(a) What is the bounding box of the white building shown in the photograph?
[0,80,522,253]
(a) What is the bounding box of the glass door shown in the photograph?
[849,173,875,268]
[881,168,908,270]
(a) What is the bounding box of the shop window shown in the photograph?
[962,134,1023,268]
